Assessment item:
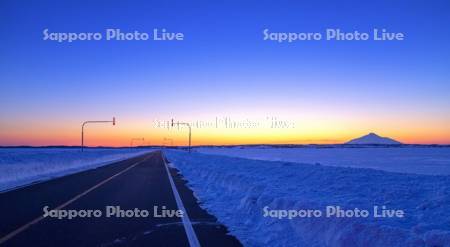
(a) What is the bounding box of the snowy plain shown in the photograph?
[0,148,152,192]
[165,148,450,247]
[195,146,450,175]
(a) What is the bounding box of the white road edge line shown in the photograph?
[161,152,201,247]
[0,154,152,245]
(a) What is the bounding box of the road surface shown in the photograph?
[0,151,242,246]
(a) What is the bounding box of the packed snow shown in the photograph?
[195,146,450,175]
[165,149,450,247]
[0,148,152,192]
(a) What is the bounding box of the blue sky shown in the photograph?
[0,0,449,145]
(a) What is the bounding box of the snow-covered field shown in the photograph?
[165,149,450,247]
[195,146,450,175]
[0,148,152,192]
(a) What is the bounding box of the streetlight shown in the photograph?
[130,138,145,147]
[171,118,191,153]
[81,117,116,152]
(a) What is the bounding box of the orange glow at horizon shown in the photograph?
[1,116,449,146]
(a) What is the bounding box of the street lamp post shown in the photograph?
[171,119,191,153]
[81,117,116,152]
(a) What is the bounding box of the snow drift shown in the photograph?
[165,150,450,247]
[0,148,152,192]
[195,146,450,175]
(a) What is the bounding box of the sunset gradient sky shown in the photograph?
[1,0,449,146]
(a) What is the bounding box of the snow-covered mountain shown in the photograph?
[346,133,402,145]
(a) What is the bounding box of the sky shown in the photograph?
[0,0,449,146]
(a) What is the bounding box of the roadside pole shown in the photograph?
[171,119,191,153]
[81,117,116,152]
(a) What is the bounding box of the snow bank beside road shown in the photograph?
[0,148,152,192]
[165,150,450,247]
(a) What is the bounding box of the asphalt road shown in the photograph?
[0,151,242,247]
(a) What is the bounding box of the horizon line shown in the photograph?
[1,143,450,148]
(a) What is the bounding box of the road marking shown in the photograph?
[161,152,201,247]
[0,154,152,245]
